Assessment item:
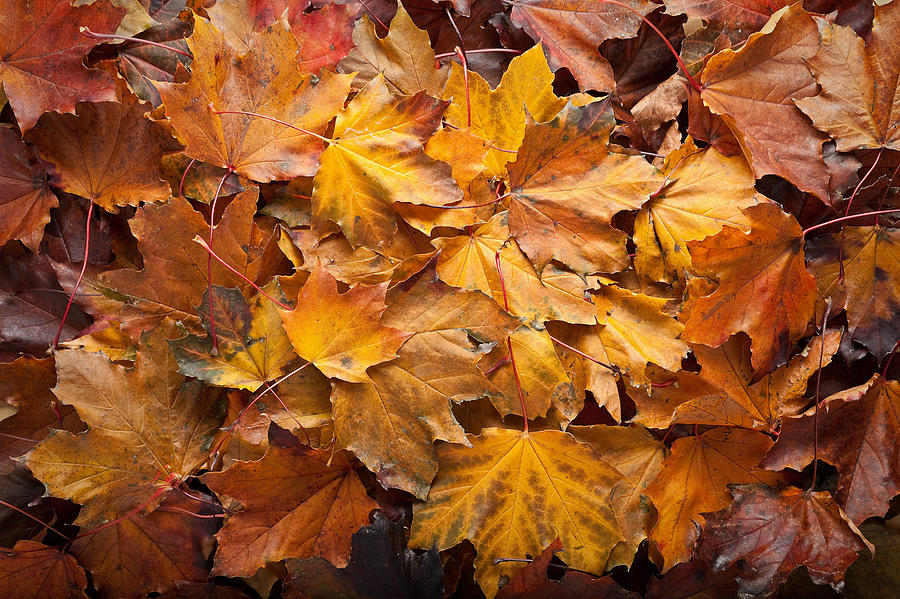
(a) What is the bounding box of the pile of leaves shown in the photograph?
[1,0,899,596]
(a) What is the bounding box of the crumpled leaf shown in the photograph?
[633,138,760,284]
[507,100,662,275]
[25,324,224,526]
[644,427,780,570]
[761,374,900,525]
[680,203,817,373]
[157,17,353,182]
[201,446,377,577]
[278,264,412,383]
[409,427,625,599]
[699,4,831,200]
[441,46,566,178]
[0,0,123,131]
[795,4,900,151]
[170,285,297,391]
[25,84,181,212]
[697,485,871,598]
[507,0,655,91]
[338,2,448,95]
[0,125,58,252]
[312,74,461,249]
[637,331,841,430]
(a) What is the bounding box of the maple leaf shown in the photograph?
[761,374,900,525]
[312,74,461,249]
[157,17,353,182]
[507,0,655,90]
[206,0,302,54]
[441,45,566,177]
[0,540,89,598]
[96,190,270,333]
[0,0,124,131]
[24,324,224,526]
[201,446,377,577]
[507,100,663,275]
[25,83,181,213]
[794,3,900,151]
[699,4,831,200]
[278,263,412,383]
[338,2,448,96]
[697,485,871,597]
[170,285,297,391]
[680,203,817,373]
[637,331,841,430]
[0,125,58,252]
[70,493,217,599]
[807,226,900,358]
[409,427,625,598]
[633,138,760,284]
[644,427,780,570]
[331,275,518,497]
[434,212,597,327]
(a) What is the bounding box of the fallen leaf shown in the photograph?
[0,540,89,598]
[0,0,123,131]
[0,125,58,252]
[697,485,870,597]
[201,446,377,577]
[409,427,625,598]
[278,264,412,383]
[680,203,817,373]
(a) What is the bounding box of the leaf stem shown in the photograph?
[53,200,94,349]
[0,499,71,541]
[839,147,885,280]
[192,236,291,310]
[178,158,196,198]
[882,337,900,380]
[418,193,508,210]
[434,47,522,61]
[801,208,900,237]
[547,334,619,374]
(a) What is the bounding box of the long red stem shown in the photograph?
[811,300,832,491]
[0,499,71,540]
[548,334,619,373]
[178,158,196,197]
[175,486,233,515]
[455,47,472,128]
[193,236,291,310]
[875,161,900,226]
[494,251,528,432]
[261,380,311,446]
[801,208,900,237]
[80,27,192,58]
[72,483,171,542]
[206,171,231,356]
[53,200,94,349]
